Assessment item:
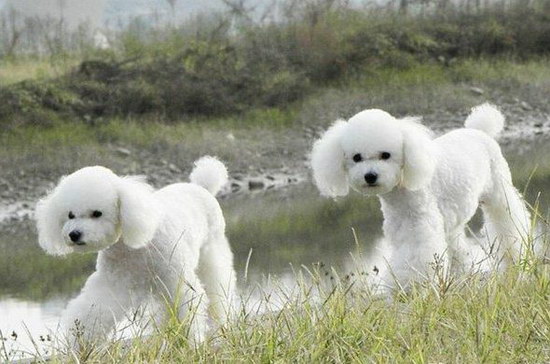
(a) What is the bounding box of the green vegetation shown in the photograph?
[0,57,78,86]
[1,0,550,128]
[16,250,550,363]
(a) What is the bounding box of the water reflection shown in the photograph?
[0,297,63,360]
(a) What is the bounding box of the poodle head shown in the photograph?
[35,166,161,255]
[311,109,435,198]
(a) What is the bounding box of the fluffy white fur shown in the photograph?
[35,156,235,345]
[311,104,531,289]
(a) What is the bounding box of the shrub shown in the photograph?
[1,0,550,127]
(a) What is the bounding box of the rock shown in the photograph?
[534,123,543,128]
[168,164,179,173]
[266,175,275,181]
[230,182,242,192]
[520,101,533,111]
[248,179,265,190]
[469,87,484,96]
[115,147,131,157]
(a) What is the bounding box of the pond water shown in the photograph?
[0,136,549,359]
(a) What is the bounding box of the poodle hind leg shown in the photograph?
[197,234,236,324]
[159,268,209,345]
[481,178,531,269]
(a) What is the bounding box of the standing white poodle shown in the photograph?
[35,156,236,345]
[311,104,531,289]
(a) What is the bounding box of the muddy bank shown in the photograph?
[0,98,549,225]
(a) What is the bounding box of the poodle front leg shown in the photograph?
[380,190,450,291]
[61,272,129,348]
[385,244,448,291]
[383,220,449,291]
[447,230,492,274]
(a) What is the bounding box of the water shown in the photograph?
[0,136,549,359]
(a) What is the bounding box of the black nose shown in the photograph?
[69,230,82,243]
[364,172,378,185]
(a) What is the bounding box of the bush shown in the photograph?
[1,1,550,127]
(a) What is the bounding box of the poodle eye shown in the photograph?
[92,210,103,218]
[380,152,391,160]
[352,153,363,163]
[68,212,75,219]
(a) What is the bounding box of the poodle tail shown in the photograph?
[464,103,505,138]
[189,156,228,196]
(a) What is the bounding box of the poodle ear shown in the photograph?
[400,119,436,191]
[35,190,74,256]
[116,176,161,249]
[310,120,349,197]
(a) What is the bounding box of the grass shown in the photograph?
[354,57,550,89]
[343,57,550,115]
[0,107,296,150]
[13,244,550,363]
[0,57,78,86]
[0,105,301,186]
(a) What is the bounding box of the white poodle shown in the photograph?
[35,156,236,345]
[311,104,531,289]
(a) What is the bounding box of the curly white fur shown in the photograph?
[35,156,235,345]
[189,156,228,195]
[464,103,505,138]
[311,104,531,290]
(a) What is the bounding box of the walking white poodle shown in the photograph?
[35,156,236,345]
[311,104,531,289]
